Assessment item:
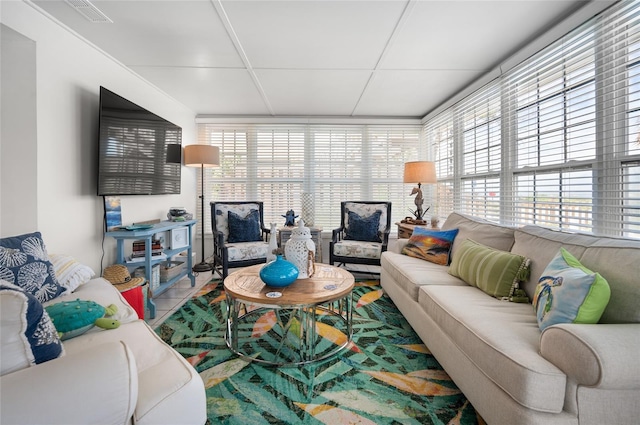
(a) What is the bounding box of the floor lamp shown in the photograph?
[184,144,220,272]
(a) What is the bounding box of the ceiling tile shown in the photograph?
[354,70,481,117]
[131,67,270,115]
[254,69,372,115]
[34,0,244,68]
[222,0,406,69]
[383,1,583,70]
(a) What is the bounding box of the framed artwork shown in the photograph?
[170,227,189,250]
[104,196,122,231]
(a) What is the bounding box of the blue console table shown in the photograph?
[106,220,196,319]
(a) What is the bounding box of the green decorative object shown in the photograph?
[45,299,120,341]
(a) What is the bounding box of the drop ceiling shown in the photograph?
[32,0,592,118]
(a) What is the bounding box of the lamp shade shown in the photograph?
[184,145,220,168]
[403,161,437,184]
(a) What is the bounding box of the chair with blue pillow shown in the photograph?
[210,201,272,279]
[330,201,392,272]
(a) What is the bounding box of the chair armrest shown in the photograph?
[0,341,138,425]
[331,227,345,243]
[540,323,640,389]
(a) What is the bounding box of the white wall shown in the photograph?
[1,24,38,235]
[0,1,198,274]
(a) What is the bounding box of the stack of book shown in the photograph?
[127,239,166,263]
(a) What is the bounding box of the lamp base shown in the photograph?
[192,262,213,273]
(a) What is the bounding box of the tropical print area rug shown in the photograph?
[155,278,483,425]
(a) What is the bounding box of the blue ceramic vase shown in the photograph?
[259,255,299,287]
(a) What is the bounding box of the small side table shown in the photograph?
[279,225,323,262]
[396,222,440,239]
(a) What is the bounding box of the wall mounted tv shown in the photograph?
[97,86,182,196]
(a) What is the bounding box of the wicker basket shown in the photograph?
[160,260,185,283]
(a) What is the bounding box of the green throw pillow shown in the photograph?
[449,239,530,299]
[532,248,610,331]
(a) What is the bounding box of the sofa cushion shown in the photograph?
[579,238,640,323]
[449,239,530,299]
[533,248,610,331]
[418,285,567,413]
[511,226,595,299]
[62,320,206,425]
[345,210,382,242]
[381,251,466,301]
[227,209,262,243]
[401,228,459,265]
[0,232,67,303]
[1,280,64,375]
[441,212,516,260]
[49,253,95,292]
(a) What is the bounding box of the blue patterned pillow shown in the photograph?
[0,232,66,303]
[0,280,64,375]
[227,210,262,243]
[345,210,382,242]
[402,228,459,265]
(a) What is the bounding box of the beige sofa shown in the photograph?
[1,277,206,425]
[380,212,640,425]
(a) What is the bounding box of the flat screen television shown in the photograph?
[97,86,182,196]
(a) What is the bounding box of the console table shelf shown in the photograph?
[106,220,196,319]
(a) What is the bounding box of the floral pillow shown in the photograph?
[0,232,66,303]
[401,228,459,265]
[533,248,610,331]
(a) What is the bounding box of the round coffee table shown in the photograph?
[224,263,355,366]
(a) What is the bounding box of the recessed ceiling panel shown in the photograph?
[383,1,583,70]
[33,0,244,68]
[354,70,481,117]
[254,69,372,116]
[222,0,406,69]
[131,67,270,115]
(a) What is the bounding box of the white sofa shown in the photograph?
[0,277,207,425]
[381,212,640,425]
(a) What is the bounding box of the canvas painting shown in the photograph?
[105,196,122,231]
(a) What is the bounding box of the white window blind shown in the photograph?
[197,123,422,235]
[426,110,455,219]
[458,82,502,222]
[425,0,640,238]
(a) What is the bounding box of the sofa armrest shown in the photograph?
[390,238,409,254]
[1,341,138,425]
[540,323,640,389]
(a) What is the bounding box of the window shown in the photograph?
[425,0,640,238]
[196,123,422,235]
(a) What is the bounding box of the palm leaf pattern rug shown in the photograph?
[155,278,483,425]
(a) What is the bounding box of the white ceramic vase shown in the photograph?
[284,219,315,278]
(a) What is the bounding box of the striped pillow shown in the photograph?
[50,254,95,292]
[449,239,530,299]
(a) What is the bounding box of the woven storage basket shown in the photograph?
[160,260,185,283]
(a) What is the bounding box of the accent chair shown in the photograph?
[330,201,392,271]
[210,201,271,279]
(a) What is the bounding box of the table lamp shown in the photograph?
[184,144,220,272]
[403,161,437,223]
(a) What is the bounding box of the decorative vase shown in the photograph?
[301,192,315,226]
[259,255,299,287]
[266,223,278,263]
[284,219,315,279]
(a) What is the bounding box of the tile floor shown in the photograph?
[146,264,381,329]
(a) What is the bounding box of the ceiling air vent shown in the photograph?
[65,0,113,23]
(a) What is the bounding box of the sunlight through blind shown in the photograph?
[197,123,422,235]
[425,0,640,238]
